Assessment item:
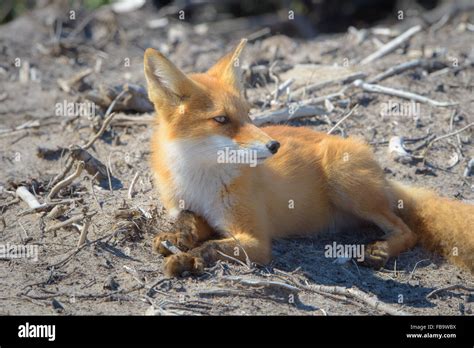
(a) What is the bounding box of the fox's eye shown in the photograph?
[213,116,229,124]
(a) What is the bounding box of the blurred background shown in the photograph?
[0,0,461,36]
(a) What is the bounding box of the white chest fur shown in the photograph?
[161,137,240,230]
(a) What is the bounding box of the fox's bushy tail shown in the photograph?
[391,181,474,272]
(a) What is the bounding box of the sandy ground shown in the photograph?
[0,4,473,315]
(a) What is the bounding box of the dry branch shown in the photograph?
[290,72,366,101]
[272,78,294,101]
[47,88,125,195]
[264,272,406,315]
[57,68,93,93]
[223,276,300,292]
[46,204,68,220]
[49,156,74,189]
[426,284,474,299]
[0,120,40,136]
[464,158,474,178]
[47,161,85,200]
[327,105,359,134]
[70,147,109,182]
[299,89,348,107]
[48,231,114,269]
[19,284,144,301]
[369,59,424,83]
[198,288,254,297]
[423,123,474,154]
[86,84,153,113]
[16,186,42,210]
[45,212,95,233]
[128,172,140,199]
[360,25,422,65]
[18,198,80,217]
[77,217,91,247]
[304,283,408,315]
[82,112,117,150]
[251,105,326,126]
[222,275,406,315]
[216,250,251,270]
[81,89,127,150]
[111,114,154,125]
[352,80,457,107]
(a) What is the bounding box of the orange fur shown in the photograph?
[390,183,474,271]
[144,40,474,276]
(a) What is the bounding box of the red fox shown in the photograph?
[144,39,474,277]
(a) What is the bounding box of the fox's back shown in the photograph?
[257,125,382,237]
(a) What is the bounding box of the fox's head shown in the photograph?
[144,39,280,167]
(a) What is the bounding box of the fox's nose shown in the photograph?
[266,140,280,154]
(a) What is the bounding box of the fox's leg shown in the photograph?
[325,140,420,268]
[361,210,418,269]
[163,231,272,277]
[328,173,417,268]
[152,210,215,256]
[334,190,418,268]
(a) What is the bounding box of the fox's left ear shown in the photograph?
[207,38,247,93]
[144,48,197,108]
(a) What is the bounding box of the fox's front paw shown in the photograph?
[152,232,196,256]
[362,241,389,270]
[163,253,205,277]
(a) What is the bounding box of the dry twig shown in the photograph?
[223,276,300,292]
[45,212,95,233]
[421,123,474,157]
[77,217,91,247]
[290,72,366,101]
[360,25,422,65]
[16,186,42,210]
[252,105,326,125]
[426,284,474,299]
[47,161,85,200]
[327,105,359,134]
[70,147,109,182]
[128,172,140,199]
[369,59,424,83]
[353,80,457,107]
[82,112,117,150]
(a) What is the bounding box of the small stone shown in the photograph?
[52,298,64,313]
[103,276,120,291]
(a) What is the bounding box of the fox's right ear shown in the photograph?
[144,48,196,107]
[207,39,247,93]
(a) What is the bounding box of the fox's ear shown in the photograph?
[207,39,247,93]
[144,48,196,106]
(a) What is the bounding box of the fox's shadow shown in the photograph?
[270,227,443,310]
